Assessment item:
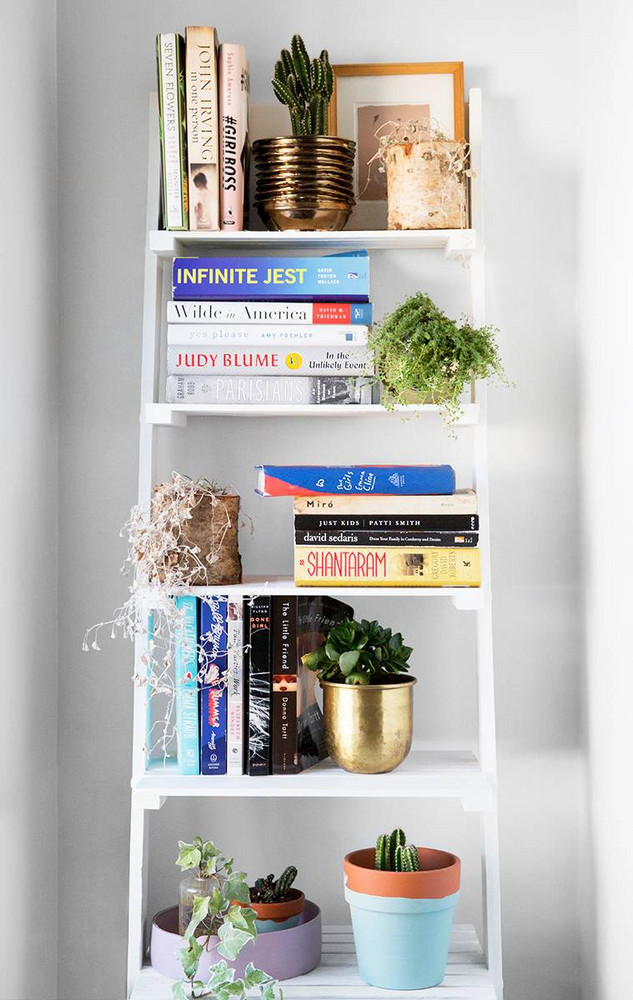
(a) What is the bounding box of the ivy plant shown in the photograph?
[173,839,281,1000]
[301,617,413,685]
[370,292,508,424]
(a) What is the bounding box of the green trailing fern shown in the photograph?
[272,34,334,135]
[375,828,420,872]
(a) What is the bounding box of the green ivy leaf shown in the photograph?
[172,982,188,1000]
[184,893,211,940]
[205,960,232,991]
[217,922,254,961]
[179,935,204,979]
[225,873,250,905]
[177,842,202,871]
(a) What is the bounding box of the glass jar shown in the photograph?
[178,873,220,937]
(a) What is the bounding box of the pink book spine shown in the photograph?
[219,44,249,231]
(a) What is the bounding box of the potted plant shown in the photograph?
[344,827,461,990]
[370,292,508,424]
[246,866,305,933]
[252,35,355,231]
[302,616,415,773]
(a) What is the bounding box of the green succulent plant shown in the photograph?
[250,866,298,903]
[375,828,421,872]
[272,34,334,136]
[301,616,413,685]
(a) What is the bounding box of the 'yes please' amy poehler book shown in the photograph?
[172,252,370,301]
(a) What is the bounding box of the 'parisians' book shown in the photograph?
[167,346,373,376]
[156,34,188,230]
[219,43,249,231]
[166,375,374,405]
[174,596,199,775]
[256,465,456,497]
[244,596,272,775]
[167,324,368,346]
[293,491,477,516]
[167,300,373,325]
[294,546,481,587]
[186,26,220,231]
[172,252,370,301]
[199,597,228,775]
[226,600,244,775]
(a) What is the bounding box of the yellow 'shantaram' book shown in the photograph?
[294,546,481,587]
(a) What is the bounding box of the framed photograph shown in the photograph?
[329,62,464,228]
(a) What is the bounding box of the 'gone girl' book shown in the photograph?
[173,252,370,301]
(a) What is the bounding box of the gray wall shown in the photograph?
[56,2,581,999]
[0,1,59,998]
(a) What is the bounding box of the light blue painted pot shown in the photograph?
[255,913,301,934]
[345,885,460,990]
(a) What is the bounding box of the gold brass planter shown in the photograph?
[320,677,416,774]
[253,136,356,231]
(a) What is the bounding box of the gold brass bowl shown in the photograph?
[253,135,356,232]
[319,676,416,774]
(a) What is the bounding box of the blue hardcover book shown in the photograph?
[173,252,370,302]
[256,465,456,497]
[174,596,200,776]
[199,597,228,775]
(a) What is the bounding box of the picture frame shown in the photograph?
[329,62,465,228]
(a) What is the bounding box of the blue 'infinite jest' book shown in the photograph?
[172,252,370,301]
[256,465,456,497]
[199,597,228,775]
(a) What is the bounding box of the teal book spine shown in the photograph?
[175,595,200,775]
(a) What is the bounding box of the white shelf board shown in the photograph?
[131,924,495,999]
[139,577,483,609]
[145,402,479,426]
[132,751,494,811]
[149,228,477,258]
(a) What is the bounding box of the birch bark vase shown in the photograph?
[181,493,242,586]
[385,141,468,230]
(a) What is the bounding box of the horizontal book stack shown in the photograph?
[166,252,377,405]
[156,28,249,231]
[256,465,481,588]
[169,593,352,775]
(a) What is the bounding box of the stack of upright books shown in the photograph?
[255,464,481,587]
[166,252,376,406]
[168,593,352,777]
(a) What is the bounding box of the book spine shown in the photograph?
[174,595,200,775]
[167,324,368,346]
[294,547,481,587]
[167,345,372,376]
[246,596,272,775]
[186,26,220,231]
[172,253,370,301]
[226,599,244,775]
[295,529,479,547]
[156,34,188,230]
[295,513,479,531]
[199,596,228,775]
[166,375,374,405]
[293,493,477,516]
[219,44,249,231]
[167,301,373,325]
[271,596,299,775]
[257,465,456,497]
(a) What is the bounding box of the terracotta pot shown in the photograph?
[238,888,306,934]
[344,847,460,898]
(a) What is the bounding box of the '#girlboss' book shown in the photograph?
[219,43,249,231]
[256,465,456,497]
[172,252,370,301]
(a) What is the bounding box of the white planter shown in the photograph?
[385,140,468,230]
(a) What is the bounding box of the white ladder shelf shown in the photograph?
[127,88,503,1000]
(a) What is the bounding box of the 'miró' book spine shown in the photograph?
[156,34,188,230]
[186,26,220,231]
[219,43,249,231]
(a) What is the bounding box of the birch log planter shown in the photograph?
[384,140,468,230]
[343,847,461,989]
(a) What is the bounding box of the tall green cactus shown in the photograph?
[272,35,334,136]
[374,829,420,872]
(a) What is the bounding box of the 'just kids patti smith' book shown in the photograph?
[172,251,370,301]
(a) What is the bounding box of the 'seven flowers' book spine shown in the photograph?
[167,345,373,376]
[156,34,188,230]
[219,44,249,231]
[166,375,374,405]
[272,596,298,775]
[226,599,244,775]
[174,595,200,775]
[167,324,368,346]
[294,546,481,587]
[186,26,220,231]
[257,465,456,497]
[199,596,228,775]
[246,596,272,775]
[167,301,373,325]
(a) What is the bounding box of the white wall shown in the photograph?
[577,2,633,998]
[55,2,582,999]
[0,2,59,998]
